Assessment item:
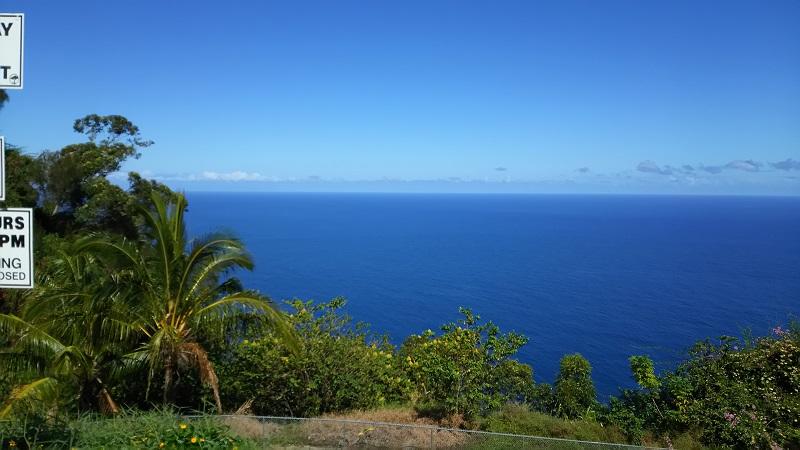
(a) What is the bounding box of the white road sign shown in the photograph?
[0,136,5,201]
[0,208,33,289]
[0,13,23,89]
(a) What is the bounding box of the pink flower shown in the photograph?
[723,411,739,427]
[773,326,787,337]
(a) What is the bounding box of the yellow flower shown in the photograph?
[179,423,188,429]
[191,436,198,443]
[200,438,205,442]
[159,443,165,448]
[9,440,17,448]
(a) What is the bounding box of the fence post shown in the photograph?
[430,428,435,449]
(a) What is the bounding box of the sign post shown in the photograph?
[0,136,4,201]
[0,13,23,89]
[0,208,33,289]
[1,13,29,289]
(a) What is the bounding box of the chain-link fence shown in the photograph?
[189,415,667,449]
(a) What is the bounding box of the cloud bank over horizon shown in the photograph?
[111,156,800,195]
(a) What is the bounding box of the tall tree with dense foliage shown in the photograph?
[34,114,155,237]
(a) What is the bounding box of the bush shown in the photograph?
[671,329,800,449]
[608,322,800,449]
[0,410,72,449]
[400,308,533,419]
[218,298,410,417]
[70,410,251,449]
[0,409,255,449]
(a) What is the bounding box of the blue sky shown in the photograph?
[1,0,798,194]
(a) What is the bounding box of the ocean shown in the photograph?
[185,193,800,398]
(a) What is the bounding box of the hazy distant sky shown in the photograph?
[1,0,798,194]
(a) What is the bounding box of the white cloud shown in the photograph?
[199,171,268,181]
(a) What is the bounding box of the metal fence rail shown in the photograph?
[187,415,668,449]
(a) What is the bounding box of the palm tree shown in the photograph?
[0,247,135,417]
[81,192,294,412]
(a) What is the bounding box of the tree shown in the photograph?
[554,353,597,419]
[400,308,532,418]
[81,192,295,412]
[34,114,154,237]
[0,243,139,417]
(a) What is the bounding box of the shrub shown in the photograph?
[528,382,555,414]
[671,329,800,448]
[608,322,800,449]
[0,410,72,449]
[400,308,533,419]
[218,298,410,417]
[70,410,250,449]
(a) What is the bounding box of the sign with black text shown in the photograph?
[0,208,33,288]
[0,13,23,89]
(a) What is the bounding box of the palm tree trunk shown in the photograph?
[211,383,222,413]
[163,358,174,406]
[97,386,120,415]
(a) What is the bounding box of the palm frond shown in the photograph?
[179,342,222,412]
[194,293,299,353]
[0,377,60,418]
[0,314,66,360]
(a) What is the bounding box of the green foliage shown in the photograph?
[218,298,409,417]
[34,115,154,236]
[604,396,646,444]
[527,382,555,414]
[400,308,533,418]
[73,412,248,449]
[72,192,295,412]
[0,409,256,449]
[671,328,800,449]
[0,408,72,449]
[1,191,294,417]
[0,146,38,210]
[609,323,800,449]
[481,405,628,444]
[553,354,597,419]
[629,356,659,392]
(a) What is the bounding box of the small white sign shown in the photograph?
[0,208,33,289]
[0,13,23,89]
[0,136,4,201]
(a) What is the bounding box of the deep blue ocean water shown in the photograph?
[185,193,800,398]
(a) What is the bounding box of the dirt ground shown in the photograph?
[221,407,473,448]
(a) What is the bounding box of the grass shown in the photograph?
[2,409,262,449]
[480,405,631,444]
[480,405,708,449]
[2,406,709,449]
